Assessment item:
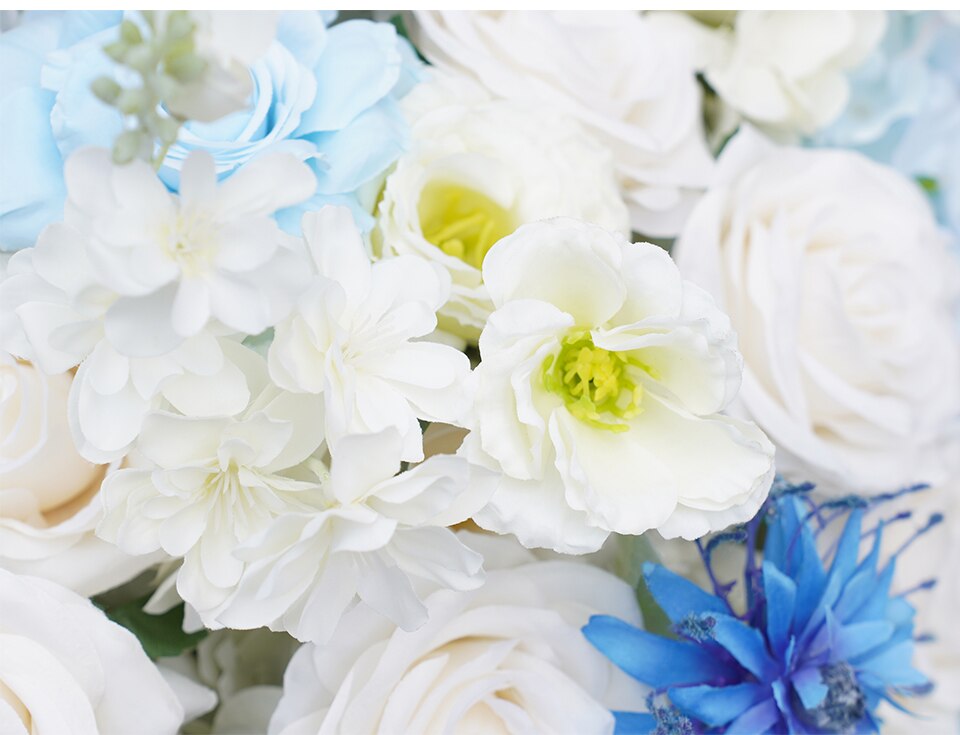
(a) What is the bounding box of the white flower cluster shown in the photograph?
[2,8,959,734]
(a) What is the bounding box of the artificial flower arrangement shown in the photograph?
[0,9,958,735]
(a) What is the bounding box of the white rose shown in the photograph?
[410,11,713,237]
[464,217,775,553]
[375,72,628,341]
[0,355,162,595]
[673,128,960,493]
[0,569,187,734]
[269,531,646,735]
[649,11,886,138]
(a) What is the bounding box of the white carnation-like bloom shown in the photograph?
[269,532,646,735]
[97,342,326,626]
[0,355,162,594]
[465,218,775,553]
[410,11,714,237]
[164,11,279,123]
[649,11,886,138]
[216,427,491,643]
[0,148,315,462]
[375,72,629,340]
[673,128,960,493]
[0,569,187,734]
[270,206,473,461]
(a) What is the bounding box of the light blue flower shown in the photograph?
[813,12,960,243]
[583,482,937,734]
[0,10,419,251]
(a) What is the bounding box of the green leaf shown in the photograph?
[104,597,207,659]
[916,175,939,195]
[614,534,675,638]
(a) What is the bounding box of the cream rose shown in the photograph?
[0,355,161,595]
[269,532,646,735]
[375,72,628,341]
[410,11,713,237]
[648,11,886,139]
[0,569,187,734]
[673,128,960,493]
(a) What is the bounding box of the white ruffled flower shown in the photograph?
[375,73,629,340]
[97,342,327,625]
[270,206,474,461]
[410,11,714,237]
[0,147,315,462]
[673,128,960,493]
[164,11,279,123]
[465,217,775,553]
[649,11,886,138]
[0,355,162,594]
[216,427,491,643]
[0,569,187,734]
[269,531,646,735]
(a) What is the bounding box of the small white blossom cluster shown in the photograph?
[1,9,959,735]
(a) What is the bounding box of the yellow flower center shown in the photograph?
[418,181,515,269]
[541,331,651,433]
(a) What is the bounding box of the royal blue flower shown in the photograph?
[0,10,419,251]
[584,482,938,734]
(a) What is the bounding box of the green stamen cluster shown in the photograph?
[91,11,205,168]
[541,331,649,433]
[418,181,515,269]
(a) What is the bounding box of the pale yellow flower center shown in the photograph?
[418,181,515,269]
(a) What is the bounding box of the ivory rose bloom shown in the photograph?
[410,11,714,236]
[465,218,776,554]
[0,355,162,595]
[375,73,628,340]
[0,569,186,734]
[649,11,886,138]
[673,128,960,493]
[269,532,646,735]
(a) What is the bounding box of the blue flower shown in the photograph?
[0,10,418,251]
[583,482,938,734]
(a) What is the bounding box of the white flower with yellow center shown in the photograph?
[0,147,315,461]
[269,205,474,461]
[97,343,327,625]
[465,218,776,553]
[375,73,629,341]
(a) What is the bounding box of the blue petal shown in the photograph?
[643,562,729,623]
[834,620,896,661]
[297,19,402,135]
[827,508,864,588]
[726,698,782,734]
[612,711,656,735]
[276,10,328,68]
[0,87,65,251]
[56,10,121,47]
[583,615,733,688]
[307,97,407,195]
[668,682,769,726]
[711,613,781,681]
[762,561,797,658]
[792,666,828,710]
[856,640,928,688]
[0,13,61,94]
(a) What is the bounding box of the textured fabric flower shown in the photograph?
[584,483,933,734]
[650,11,886,139]
[269,205,473,462]
[410,11,714,237]
[269,531,646,735]
[96,342,326,628]
[0,147,315,462]
[0,568,187,734]
[464,217,775,553]
[0,354,163,594]
[673,128,960,494]
[215,427,491,643]
[0,11,415,250]
[374,72,629,341]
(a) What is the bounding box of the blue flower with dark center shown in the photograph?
[584,481,939,734]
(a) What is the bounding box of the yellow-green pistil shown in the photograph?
[542,331,651,433]
[418,181,515,269]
